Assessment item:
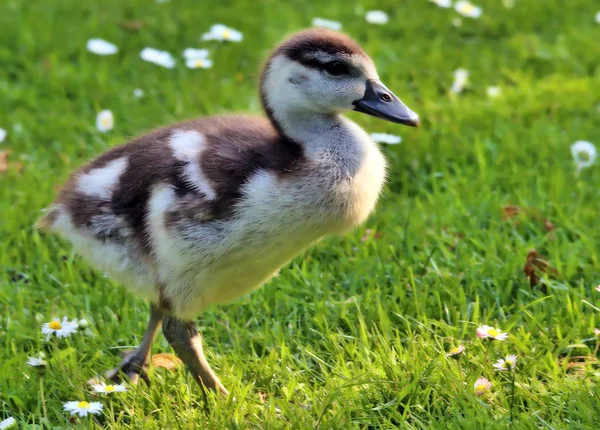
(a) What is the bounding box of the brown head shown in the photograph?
[260,29,419,128]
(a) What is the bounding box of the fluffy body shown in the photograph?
[38,29,388,320]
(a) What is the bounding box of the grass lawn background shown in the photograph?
[1,0,599,428]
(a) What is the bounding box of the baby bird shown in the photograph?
[36,29,419,395]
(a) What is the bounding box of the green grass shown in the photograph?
[1,0,600,428]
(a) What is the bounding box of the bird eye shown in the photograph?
[324,61,349,77]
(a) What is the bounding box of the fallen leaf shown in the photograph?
[523,249,558,290]
[119,20,145,31]
[0,150,9,172]
[502,205,521,221]
[151,353,182,370]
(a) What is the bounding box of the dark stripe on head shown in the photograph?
[275,28,367,65]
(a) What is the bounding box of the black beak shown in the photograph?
[353,79,420,127]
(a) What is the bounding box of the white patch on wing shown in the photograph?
[169,130,216,200]
[77,157,128,199]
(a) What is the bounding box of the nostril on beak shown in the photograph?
[380,93,392,103]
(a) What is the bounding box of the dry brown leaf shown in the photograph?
[0,150,9,172]
[151,353,182,370]
[502,205,522,221]
[257,391,268,404]
[523,249,558,290]
[119,20,145,31]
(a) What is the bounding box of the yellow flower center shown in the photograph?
[77,401,90,409]
[105,385,115,392]
[488,329,499,337]
[450,347,461,354]
[194,59,204,68]
[462,3,475,13]
[102,117,112,127]
[222,29,231,40]
[506,359,514,367]
[49,321,62,330]
[475,384,487,393]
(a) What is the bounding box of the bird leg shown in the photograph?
[162,316,229,396]
[105,304,164,385]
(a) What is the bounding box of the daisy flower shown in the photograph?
[455,1,482,18]
[476,325,508,340]
[140,47,176,69]
[201,24,243,42]
[595,11,600,24]
[430,0,452,7]
[446,345,465,357]
[91,382,127,394]
[183,48,209,60]
[486,86,501,98]
[365,11,389,25]
[133,88,145,99]
[370,133,402,145]
[41,317,78,340]
[0,128,6,143]
[450,68,469,94]
[77,319,89,329]
[0,417,16,430]
[493,354,517,371]
[312,17,342,31]
[63,401,103,417]
[183,49,213,69]
[571,140,596,174]
[96,110,114,133]
[185,58,213,69]
[27,356,47,367]
[86,38,118,56]
[473,377,491,396]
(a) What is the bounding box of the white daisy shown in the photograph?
[571,140,596,173]
[365,11,389,25]
[595,11,600,24]
[86,39,118,56]
[91,382,127,394]
[27,356,47,367]
[455,1,482,18]
[493,354,518,371]
[476,324,509,341]
[182,48,209,60]
[0,417,16,430]
[0,128,6,143]
[370,133,402,145]
[201,24,243,42]
[430,0,452,7]
[63,401,103,417]
[473,377,491,396]
[133,88,145,99]
[487,86,501,98]
[446,345,465,357]
[41,317,78,340]
[185,58,213,69]
[311,18,342,31]
[140,47,176,69]
[450,68,469,93]
[96,110,114,133]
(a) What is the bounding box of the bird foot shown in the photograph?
[104,350,150,385]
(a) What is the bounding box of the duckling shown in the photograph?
[36,28,419,395]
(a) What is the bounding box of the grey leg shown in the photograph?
[105,304,164,385]
[162,316,229,396]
